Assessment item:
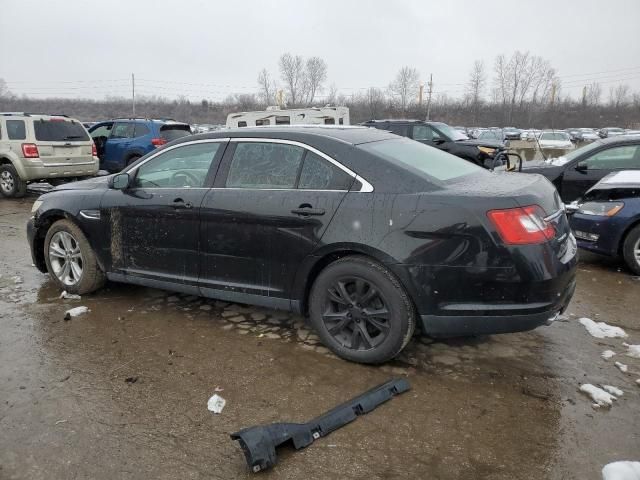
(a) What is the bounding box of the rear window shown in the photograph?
[359,138,482,182]
[160,124,192,141]
[34,120,89,142]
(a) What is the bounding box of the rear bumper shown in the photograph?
[419,278,576,337]
[21,159,99,181]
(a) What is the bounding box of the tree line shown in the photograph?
[1,51,639,128]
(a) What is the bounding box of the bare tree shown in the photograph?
[305,57,327,105]
[609,84,630,109]
[0,78,11,98]
[466,60,485,123]
[257,68,276,106]
[365,87,385,119]
[325,83,338,105]
[389,66,420,113]
[586,82,602,106]
[279,53,306,107]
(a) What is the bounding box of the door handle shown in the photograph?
[291,206,325,216]
[171,198,193,209]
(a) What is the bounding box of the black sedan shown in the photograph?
[27,127,577,364]
[521,136,640,202]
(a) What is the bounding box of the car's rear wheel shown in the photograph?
[0,164,27,198]
[309,256,415,364]
[622,225,640,275]
[44,219,105,294]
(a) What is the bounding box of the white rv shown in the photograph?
[226,106,350,128]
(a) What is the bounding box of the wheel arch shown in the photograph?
[618,216,640,255]
[293,243,403,315]
[0,154,27,179]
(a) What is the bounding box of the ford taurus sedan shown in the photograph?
[27,127,577,364]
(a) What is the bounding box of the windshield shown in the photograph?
[34,119,89,142]
[431,122,468,141]
[359,137,482,182]
[479,130,501,141]
[541,132,570,141]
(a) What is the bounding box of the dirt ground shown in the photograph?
[1,196,639,480]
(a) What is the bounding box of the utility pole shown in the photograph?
[425,74,433,121]
[418,83,424,107]
[277,89,283,108]
[131,73,136,117]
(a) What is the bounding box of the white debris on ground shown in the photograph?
[12,275,23,284]
[580,384,618,407]
[622,343,640,359]
[579,318,628,339]
[602,385,624,397]
[60,291,82,300]
[602,461,640,480]
[207,394,226,414]
[65,306,89,317]
[602,350,617,360]
[615,362,629,373]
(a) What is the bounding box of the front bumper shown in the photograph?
[569,213,621,257]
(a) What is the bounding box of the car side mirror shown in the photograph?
[575,163,588,172]
[111,172,131,190]
[433,138,445,145]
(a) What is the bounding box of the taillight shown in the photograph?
[151,137,167,147]
[91,143,97,157]
[21,143,40,158]
[487,205,555,245]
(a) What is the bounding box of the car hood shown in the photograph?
[455,138,504,149]
[53,174,113,191]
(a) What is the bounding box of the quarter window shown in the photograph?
[133,142,221,188]
[6,120,26,140]
[582,145,640,170]
[298,152,353,190]
[226,142,304,189]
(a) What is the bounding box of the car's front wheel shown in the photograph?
[44,219,105,294]
[0,164,27,198]
[622,225,640,275]
[309,256,415,364]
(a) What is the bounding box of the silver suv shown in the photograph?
[0,113,99,198]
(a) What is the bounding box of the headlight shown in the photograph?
[478,146,496,155]
[577,201,624,217]
[31,200,43,213]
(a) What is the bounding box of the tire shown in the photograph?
[126,155,141,167]
[308,255,415,364]
[0,163,27,198]
[44,219,105,294]
[622,225,640,275]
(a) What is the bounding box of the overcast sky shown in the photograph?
[2,0,640,101]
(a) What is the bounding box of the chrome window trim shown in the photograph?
[228,137,374,192]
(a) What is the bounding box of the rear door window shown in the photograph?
[226,142,304,188]
[160,124,192,141]
[7,120,26,140]
[298,151,353,190]
[33,120,89,142]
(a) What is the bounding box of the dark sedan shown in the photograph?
[520,136,640,202]
[569,171,640,274]
[27,127,577,364]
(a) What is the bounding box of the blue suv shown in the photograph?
[88,118,192,172]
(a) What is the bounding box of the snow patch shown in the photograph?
[602,385,623,397]
[207,394,226,414]
[60,291,81,300]
[622,343,640,359]
[601,170,640,185]
[602,350,617,360]
[65,306,89,317]
[602,461,640,480]
[547,156,569,166]
[580,384,617,407]
[579,318,627,339]
[615,361,629,373]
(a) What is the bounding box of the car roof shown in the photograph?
[599,134,640,145]
[186,125,399,145]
